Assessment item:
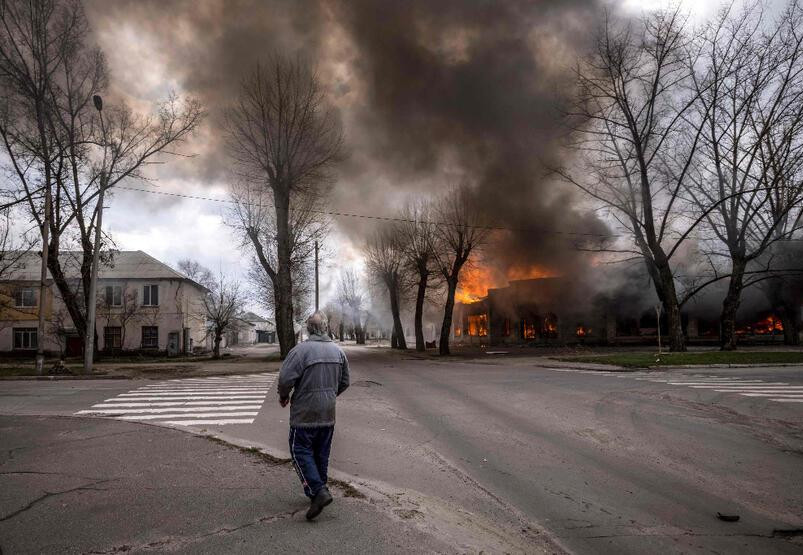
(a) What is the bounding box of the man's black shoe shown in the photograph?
[306,487,333,521]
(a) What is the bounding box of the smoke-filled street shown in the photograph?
[2,0,803,552]
[238,348,803,553]
[2,347,802,553]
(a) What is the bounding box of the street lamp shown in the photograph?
[83,94,107,373]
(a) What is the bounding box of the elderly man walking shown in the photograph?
[277,312,350,520]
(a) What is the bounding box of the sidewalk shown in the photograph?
[0,416,452,554]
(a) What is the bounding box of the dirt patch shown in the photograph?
[394,508,424,520]
[329,478,367,499]
[204,436,291,467]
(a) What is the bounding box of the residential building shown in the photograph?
[224,311,276,346]
[0,251,208,356]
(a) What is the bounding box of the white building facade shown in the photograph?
[0,251,208,356]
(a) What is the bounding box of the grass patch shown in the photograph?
[559,351,803,368]
[0,366,38,376]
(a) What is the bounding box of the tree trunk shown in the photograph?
[213,331,222,359]
[353,315,365,344]
[414,271,428,351]
[339,321,344,342]
[779,301,800,346]
[439,278,458,356]
[655,262,686,352]
[47,239,88,342]
[719,258,746,351]
[391,330,397,348]
[274,189,296,359]
[388,282,407,350]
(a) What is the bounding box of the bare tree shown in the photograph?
[685,2,803,350]
[432,185,490,355]
[0,207,33,271]
[245,255,312,324]
[337,269,365,344]
[322,301,342,340]
[397,200,437,351]
[203,272,245,358]
[0,0,203,359]
[225,57,342,358]
[177,259,215,289]
[560,8,712,351]
[365,227,408,349]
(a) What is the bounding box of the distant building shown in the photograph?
[0,251,208,356]
[225,311,276,346]
[452,276,799,346]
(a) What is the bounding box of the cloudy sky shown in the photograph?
[82,0,730,313]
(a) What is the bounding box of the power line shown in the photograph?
[115,184,803,242]
[114,185,621,239]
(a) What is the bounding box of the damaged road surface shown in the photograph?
[2,347,803,553]
[0,416,455,554]
[221,347,803,554]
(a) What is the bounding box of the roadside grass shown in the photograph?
[0,366,39,376]
[559,351,803,368]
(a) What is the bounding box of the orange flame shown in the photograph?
[736,315,784,335]
[455,264,557,304]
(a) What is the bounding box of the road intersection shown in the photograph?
[2,346,802,554]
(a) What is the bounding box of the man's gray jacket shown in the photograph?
[277,334,350,428]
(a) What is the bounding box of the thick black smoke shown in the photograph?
[86,0,610,277]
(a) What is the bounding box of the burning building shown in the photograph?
[451,272,800,347]
[453,277,613,346]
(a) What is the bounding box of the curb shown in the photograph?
[546,360,803,371]
[0,369,281,381]
[0,374,127,381]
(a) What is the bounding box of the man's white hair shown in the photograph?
[306,311,329,336]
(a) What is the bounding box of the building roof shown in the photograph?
[2,250,208,290]
[239,311,271,323]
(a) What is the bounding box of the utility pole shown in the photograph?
[314,240,319,312]
[34,186,51,375]
[84,94,106,374]
[655,304,663,361]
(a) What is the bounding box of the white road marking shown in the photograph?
[89,400,264,407]
[713,389,803,393]
[118,390,268,396]
[547,368,802,406]
[77,405,262,414]
[118,412,259,420]
[78,373,277,427]
[689,382,803,389]
[105,396,265,401]
[738,393,803,397]
[163,419,255,425]
[667,380,769,385]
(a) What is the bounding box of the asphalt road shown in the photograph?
[2,346,802,554]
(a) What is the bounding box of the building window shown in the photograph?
[502,318,511,337]
[104,326,122,350]
[467,314,488,337]
[13,328,38,350]
[521,319,537,340]
[104,285,122,307]
[141,326,158,349]
[143,284,159,306]
[14,288,36,307]
[544,313,558,338]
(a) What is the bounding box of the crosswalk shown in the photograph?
[548,367,803,404]
[76,373,277,427]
